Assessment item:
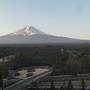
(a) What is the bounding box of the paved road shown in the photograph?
[4,68,52,90]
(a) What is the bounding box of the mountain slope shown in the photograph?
[0,26,89,44]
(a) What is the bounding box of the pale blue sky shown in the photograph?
[0,0,90,39]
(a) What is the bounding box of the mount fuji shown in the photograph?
[0,25,89,44]
[10,26,45,36]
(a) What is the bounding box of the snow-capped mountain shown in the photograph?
[0,25,89,44]
[9,26,45,36]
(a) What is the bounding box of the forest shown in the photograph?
[0,44,90,78]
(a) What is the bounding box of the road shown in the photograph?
[4,68,52,90]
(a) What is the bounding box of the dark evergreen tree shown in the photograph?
[60,86,64,90]
[29,81,39,90]
[81,79,85,90]
[60,80,65,90]
[0,75,3,90]
[67,80,73,90]
[50,80,56,90]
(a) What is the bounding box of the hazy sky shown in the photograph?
[0,0,90,39]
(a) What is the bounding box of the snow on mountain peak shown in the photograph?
[10,25,45,36]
